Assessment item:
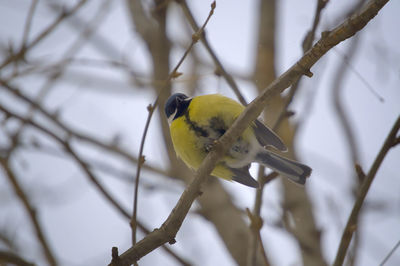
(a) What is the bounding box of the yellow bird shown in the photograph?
[164,93,311,188]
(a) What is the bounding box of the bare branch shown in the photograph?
[0,159,58,266]
[109,1,390,265]
[0,250,35,266]
[0,80,140,168]
[273,0,329,131]
[333,115,400,266]
[246,208,270,266]
[129,0,216,246]
[379,239,400,266]
[178,0,247,105]
[0,103,191,266]
[248,0,277,264]
[0,0,87,70]
[331,36,361,181]
[20,0,39,53]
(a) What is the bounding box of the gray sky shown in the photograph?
[0,0,399,265]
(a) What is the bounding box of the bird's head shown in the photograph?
[164,93,192,124]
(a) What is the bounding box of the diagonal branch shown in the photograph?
[129,0,216,246]
[0,80,140,167]
[109,0,390,265]
[0,103,191,266]
[273,0,328,131]
[0,250,35,266]
[333,115,400,266]
[0,159,58,266]
[178,0,247,105]
[0,0,87,70]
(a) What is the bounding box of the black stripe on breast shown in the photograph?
[184,112,209,137]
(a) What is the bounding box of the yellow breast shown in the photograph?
[169,94,253,180]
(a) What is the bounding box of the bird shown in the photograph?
[164,93,311,188]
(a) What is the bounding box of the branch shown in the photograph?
[130,1,216,246]
[109,0,390,265]
[0,103,191,266]
[0,0,87,70]
[0,250,35,266]
[0,159,57,266]
[273,0,328,130]
[248,0,276,264]
[20,0,39,53]
[379,239,400,266]
[178,0,247,105]
[333,115,400,266]
[0,80,140,169]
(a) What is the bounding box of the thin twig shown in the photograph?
[13,0,39,76]
[248,0,277,263]
[246,208,270,266]
[130,1,216,246]
[333,48,384,102]
[0,0,87,70]
[0,159,58,266]
[332,35,362,266]
[333,115,400,266]
[273,0,328,131]
[109,1,389,264]
[0,103,131,220]
[379,239,400,266]
[46,1,121,60]
[21,0,39,47]
[178,0,247,105]
[0,103,191,266]
[0,80,141,169]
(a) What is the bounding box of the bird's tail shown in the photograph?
[255,151,311,185]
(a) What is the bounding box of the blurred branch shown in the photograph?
[195,178,256,266]
[0,158,58,266]
[0,230,18,252]
[109,1,390,264]
[46,0,121,60]
[273,0,328,131]
[0,102,130,219]
[0,78,193,266]
[333,115,400,266]
[379,239,400,266]
[0,250,35,266]
[331,0,367,181]
[128,0,216,246]
[248,0,276,265]
[246,208,270,266]
[14,0,39,76]
[270,1,329,265]
[158,9,258,263]
[331,37,362,266]
[178,0,247,105]
[21,0,39,47]
[19,140,174,185]
[0,0,87,71]
[0,102,191,266]
[329,2,367,264]
[0,80,142,169]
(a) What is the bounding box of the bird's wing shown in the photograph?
[253,120,287,152]
[230,165,259,188]
[255,150,311,185]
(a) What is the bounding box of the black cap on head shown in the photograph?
[164,93,191,122]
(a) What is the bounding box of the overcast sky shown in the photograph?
[0,0,399,265]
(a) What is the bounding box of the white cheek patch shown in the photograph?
[168,109,178,125]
